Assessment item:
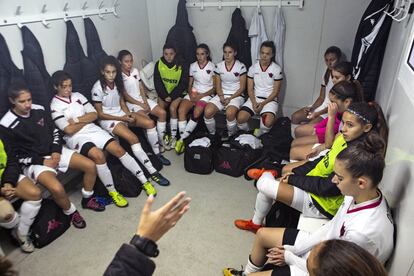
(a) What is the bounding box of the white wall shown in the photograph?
[146,0,370,116]
[375,16,414,276]
[0,0,152,74]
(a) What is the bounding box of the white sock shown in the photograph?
[81,188,94,198]
[259,118,271,136]
[252,173,280,225]
[244,256,264,275]
[181,119,198,140]
[119,152,148,183]
[18,199,42,236]
[147,127,160,155]
[204,116,216,135]
[0,212,19,229]
[63,202,77,216]
[131,143,157,174]
[96,163,116,192]
[178,120,187,138]
[227,119,237,136]
[237,122,249,131]
[170,118,178,138]
[157,121,167,142]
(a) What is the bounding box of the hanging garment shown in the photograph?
[249,7,268,63]
[64,20,98,100]
[165,0,197,66]
[272,7,286,69]
[84,18,108,67]
[21,26,53,110]
[226,8,252,69]
[0,34,24,117]
[351,0,393,101]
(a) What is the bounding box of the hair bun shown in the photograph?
[360,131,385,155]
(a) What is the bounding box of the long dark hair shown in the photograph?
[345,102,388,145]
[336,131,386,186]
[311,239,387,276]
[323,46,342,84]
[330,80,364,103]
[99,55,125,94]
[197,43,212,61]
[117,49,132,62]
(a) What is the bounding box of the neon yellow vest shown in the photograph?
[158,59,182,94]
[308,134,347,216]
[0,140,7,181]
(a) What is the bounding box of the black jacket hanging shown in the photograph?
[0,34,24,117]
[226,8,252,69]
[84,18,108,67]
[165,0,197,66]
[21,26,52,110]
[64,20,98,100]
[351,0,393,101]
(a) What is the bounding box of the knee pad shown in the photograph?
[256,173,280,199]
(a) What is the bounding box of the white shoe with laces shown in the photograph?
[12,228,34,253]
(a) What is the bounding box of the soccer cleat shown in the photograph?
[81,196,106,212]
[163,134,171,151]
[70,210,87,229]
[142,181,157,196]
[223,267,244,276]
[150,172,170,186]
[11,228,34,253]
[157,154,171,166]
[234,219,262,233]
[247,168,278,180]
[174,139,185,154]
[108,191,129,208]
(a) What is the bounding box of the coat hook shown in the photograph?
[278,0,282,8]
[201,0,205,11]
[218,0,223,10]
[82,1,88,18]
[98,1,105,19]
[237,0,241,9]
[42,19,50,28]
[112,0,119,17]
[63,2,69,22]
[17,22,24,29]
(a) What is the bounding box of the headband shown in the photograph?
[346,108,371,124]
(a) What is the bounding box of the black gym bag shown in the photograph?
[184,133,221,175]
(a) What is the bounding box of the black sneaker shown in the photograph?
[70,211,86,229]
[81,197,106,212]
[223,267,244,275]
[157,154,171,166]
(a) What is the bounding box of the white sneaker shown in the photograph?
[12,228,34,253]
[163,135,171,151]
[170,136,177,148]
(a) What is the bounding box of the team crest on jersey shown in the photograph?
[75,143,80,150]
[76,99,82,105]
[110,122,115,128]
[51,110,56,113]
[133,75,138,79]
[234,72,240,77]
[268,73,274,78]
[206,70,211,74]
[93,93,99,97]
[37,118,44,126]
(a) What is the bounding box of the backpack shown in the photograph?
[30,199,71,248]
[184,133,220,175]
[260,117,293,161]
[214,137,263,177]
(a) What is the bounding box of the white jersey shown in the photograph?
[122,68,144,102]
[50,92,103,135]
[215,60,247,95]
[91,81,122,114]
[247,61,283,99]
[189,61,215,93]
[287,191,394,275]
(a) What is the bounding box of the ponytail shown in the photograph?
[337,131,386,186]
[197,43,212,61]
[330,81,363,103]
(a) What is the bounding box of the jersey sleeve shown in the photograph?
[189,63,196,77]
[284,250,307,273]
[77,93,97,113]
[273,64,283,81]
[0,136,20,187]
[247,65,255,79]
[50,103,69,131]
[214,63,221,75]
[239,62,247,75]
[91,84,104,103]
